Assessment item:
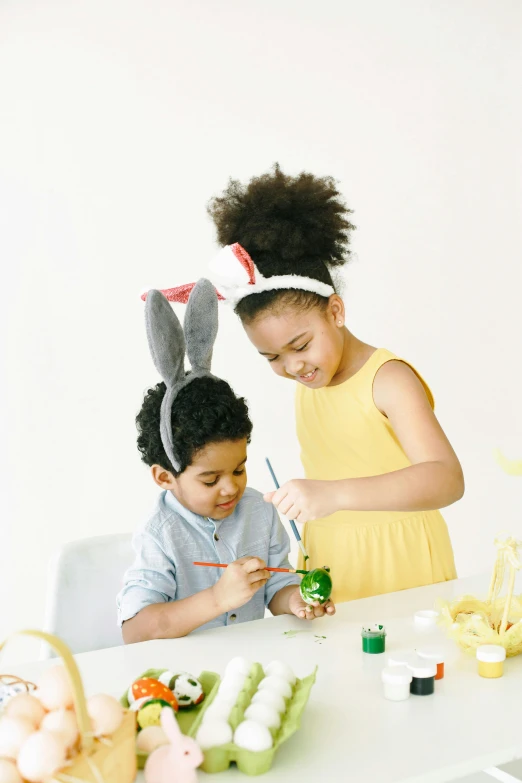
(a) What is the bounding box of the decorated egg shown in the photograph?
[87,694,124,737]
[0,759,23,783]
[257,675,292,700]
[158,672,204,708]
[244,702,281,730]
[299,566,332,605]
[136,725,169,753]
[137,700,175,730]
[41,708,79,750]
[5,694,46,729]
[251,688,286,714]
[0,716,35,760]
[36,665,74,711]
[128,678,178,711]
[264,660,296,685]
[195,719,232,750]
[234,720,273,752]
[17,730,67,783]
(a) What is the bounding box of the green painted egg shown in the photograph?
[299,567,332,605]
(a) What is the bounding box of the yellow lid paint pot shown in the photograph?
[476,644,506,678]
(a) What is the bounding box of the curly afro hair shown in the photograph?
[207,164,355,323]
[136,376,252,476]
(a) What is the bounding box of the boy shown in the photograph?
[118,374,335,643]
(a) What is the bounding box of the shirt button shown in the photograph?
[214,533,219,541]
[229,614,237,622]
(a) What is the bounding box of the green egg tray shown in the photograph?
[200,662,317,776]
[120,668,221,769]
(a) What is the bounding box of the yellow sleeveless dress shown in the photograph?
[295,348,457,603]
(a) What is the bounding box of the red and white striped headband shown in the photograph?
[140,243,335,306]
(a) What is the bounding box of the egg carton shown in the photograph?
[200,662,317,776]
[120,668,221,769]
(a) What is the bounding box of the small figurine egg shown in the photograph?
[244,702,281,730]
[264,660,296,685]
[136,725,169,753]
[17,730,67,783]
[5,694,46,729]
[168,673,204,708]
[234,720,273,752]
[224,657,252,678]
[196,719,232,750]
[251,689,286,714]
[0,716,35,760]
[41,708,79,750]
[128,678,178,711]
[257,675,292,700]
[0,759,23,783]
[87,694,124,737]
[137,700,174,730]
[36,665,74,711]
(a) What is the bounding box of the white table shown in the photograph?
[5,575,522,783]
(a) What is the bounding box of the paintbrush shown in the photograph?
[193,561,309,575]
[265,457,310,562]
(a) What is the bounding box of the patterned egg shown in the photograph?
[128,678,178,711]
[137,700,175,730]
[158,672,204,708]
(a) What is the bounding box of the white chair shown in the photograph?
[43,533,134,657]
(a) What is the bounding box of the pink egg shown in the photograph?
[0,716,35,760]
[87,694,124,737]
[5,694,46,728]
[17,731,67,783]
[0,759,23,783]
[41,709,79,750]
[36,666,74,711]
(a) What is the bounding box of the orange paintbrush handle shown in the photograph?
[193,561,303,574]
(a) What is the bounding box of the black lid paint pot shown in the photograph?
[361,625,386,654]
[408,657,437,695]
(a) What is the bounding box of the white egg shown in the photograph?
[251,689,286,714]
[17,731,67,783]
[234,720,273,752]
[0,759,23,783]
[36,665,74,711]
[196,719,232,750]
[5,694,46,729]
[202,700,234,723]
[264,661,296,685]
[41,708,79,749]
[0,716,35,760]
[87,694,124,737]
[224,657,252,678]
[257,676,292,700]
[136,725,169,753]
[244,702,281,730]
[217,674,245,701]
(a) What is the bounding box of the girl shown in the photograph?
[160,165,463,603]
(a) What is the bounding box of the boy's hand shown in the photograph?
[211,557,270,614]
[288,588,336,620]
[264,479,339,523]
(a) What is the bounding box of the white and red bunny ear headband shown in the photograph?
[140,243,335,306]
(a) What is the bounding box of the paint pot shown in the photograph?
[387,650,418,668]
[476,644,506,679]
[416,647,445,680]
[361,625,386,654]
[414,610,439,628]
[381,666,412,702]
[408,657,436,695]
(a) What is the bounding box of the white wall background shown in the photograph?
[1,0,521,662]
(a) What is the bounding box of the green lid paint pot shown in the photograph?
[416,647,445,680]
[381,666,412,701]
[408,657,436,695]
[361,624,386,654]
[299,567,332,605]
[476,644,506,679]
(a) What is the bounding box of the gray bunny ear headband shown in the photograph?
[145,278,219,472]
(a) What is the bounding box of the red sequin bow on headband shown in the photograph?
[141,242,335,305]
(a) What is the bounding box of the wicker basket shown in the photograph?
[0,630,137,783]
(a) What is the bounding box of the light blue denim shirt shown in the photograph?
[117,487,301,631]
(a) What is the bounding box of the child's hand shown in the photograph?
[211,557,270,614]
[288,588,336,620]
[264,479,338,523]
